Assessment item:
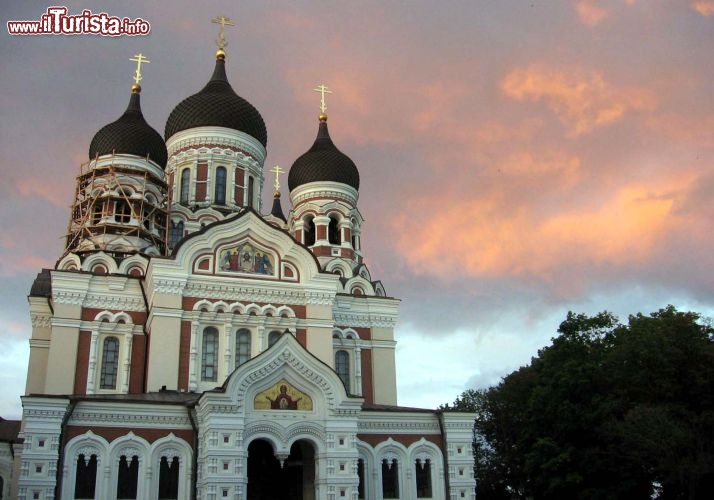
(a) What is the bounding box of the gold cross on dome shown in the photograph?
[212,15,235,50]
[270,165,285,191]
[313,84,333,114]
[129,53,150,85]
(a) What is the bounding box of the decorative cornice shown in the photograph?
[333,312,397,328]
[152,277,188,295]
[357,419,441,434]
[291,189,357,209]
[183,282,334,306]
[166,126,266,163]
[83,293,146,312]
[69,410,192,429]
[52,289,87,306]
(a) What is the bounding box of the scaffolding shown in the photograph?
[65,153,169,256]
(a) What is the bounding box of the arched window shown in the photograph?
[215,167,227,205]
[116,455,139,499]
[328,216,341,245]
[247,176,255,209]
[92,201,104,224]
[382,459,400,499]
[415,458,432,498]
[335,350,350,392]
[180,169,190,204]
[169,221,184,249]
[115,200,131,224]
[304,216,316,246]
[235,329,251,368]
[100,337,119,389]
[201,327,218,382]
[74,454,97,499]
[158,456,179,500]
[268,330,281,348]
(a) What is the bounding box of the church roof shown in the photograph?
[269,193,287,222]
[0,417,21,442]
[288,118,360,191]
[29,269,52,297]
[164,56,267,146]
[89,90,168,168]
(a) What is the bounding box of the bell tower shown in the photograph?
[287,85,364,275]
[164,17,267,251]
[64,54,168,257]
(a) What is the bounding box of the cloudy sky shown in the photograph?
[1,0,713,419]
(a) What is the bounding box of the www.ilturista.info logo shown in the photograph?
[7,6,150,36]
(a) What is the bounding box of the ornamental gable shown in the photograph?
[198,333,362,421]
[150,210,331,288]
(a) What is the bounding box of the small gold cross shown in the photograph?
[313,84,333,114]
[212,15,235,50]
[270,165,285,192]
[129,53,150,85]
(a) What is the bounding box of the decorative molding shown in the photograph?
[69,410,192,429]
[290,183,358,207]
[31,313,51,328]
[52,290,86,306]
[333,312,397,328]
[166,126,266,163]
[183,282,334,306]
[357,419,441,434]
[83,293,146,312]
[152,277,188,295]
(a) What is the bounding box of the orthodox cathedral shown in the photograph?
[0,21,476,500]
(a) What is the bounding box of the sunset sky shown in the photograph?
[1,0,713,418]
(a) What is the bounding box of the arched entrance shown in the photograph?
[247,439,316,500]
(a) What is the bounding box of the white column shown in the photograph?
[314,215,331,244]
[189,322,199,391]
[86,330,99,394]
[223,326,231,380]
[354,348,362,396]
[121,333,133,393]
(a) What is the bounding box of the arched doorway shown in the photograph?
[247,439,315,500]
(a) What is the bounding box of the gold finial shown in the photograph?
[129,53,150,92]
[313,84,332,120]
[212,15,235,56]
[270,165,285,195]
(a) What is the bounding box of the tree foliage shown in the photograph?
[442,306,714,499]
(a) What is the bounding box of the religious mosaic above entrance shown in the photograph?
[254,379,313,411]
[218,241,275,275]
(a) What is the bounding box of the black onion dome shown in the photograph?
[164,57,267,146]
[288,120,360,191]
[89,91,168,168]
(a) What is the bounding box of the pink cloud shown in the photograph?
[575,0,610,26]
[501,65,656,136]
[691,1,714,16]
[0,253,53,278]
[390,170,696,283]
[647,113,714,147]
[16,178,69,207]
